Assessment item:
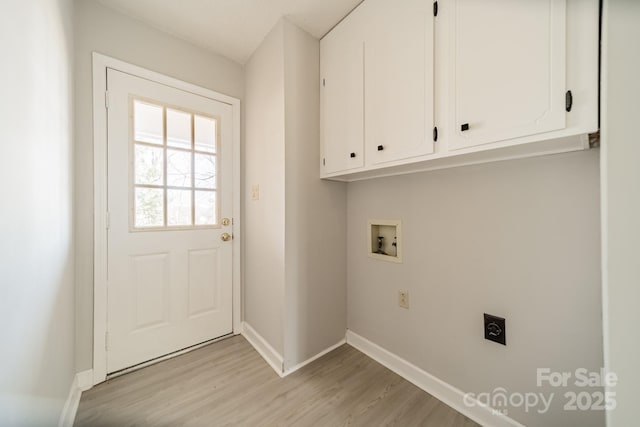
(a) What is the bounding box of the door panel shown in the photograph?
[187,248,220,317]
[320,3,366,174]
[106,69,233,373]
[449,0,567,150]
[131,253,170,330]
[366,0,435,164]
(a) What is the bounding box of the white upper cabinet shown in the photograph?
[365,0,435,164]
[320,0,599,181]
[447,0,568,150]
[320,4,367,175]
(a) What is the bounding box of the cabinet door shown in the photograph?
[365,0,435,164]
[320,6,366,175]
[448,0,567,150]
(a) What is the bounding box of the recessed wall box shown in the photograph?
[367,219,402,263]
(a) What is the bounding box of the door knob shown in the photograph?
[221,217,231,226]
[221,232,232,242]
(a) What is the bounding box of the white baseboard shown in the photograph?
[58,370,93,427]
[241,322,285,377]
[241,323,347,379]
[346,330,524,427]
[283,338,346,376]
[76,370,94,392]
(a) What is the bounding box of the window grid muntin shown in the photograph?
[131,97,219,231]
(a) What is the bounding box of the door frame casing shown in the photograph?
[92,52,242,385]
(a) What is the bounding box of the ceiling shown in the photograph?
[95,0,362,64]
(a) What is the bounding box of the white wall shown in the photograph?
[601,1,640,425]
[283,20,347,368]
[74,0,244,372]
[347,150,603,427]
[244,19,347,367]
[244,21,287,355]
[0,0,76,424]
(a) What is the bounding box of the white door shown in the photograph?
[320,2,366,175]
[106,69,234,373]
[448,0,567,150]
[365,0,435,164]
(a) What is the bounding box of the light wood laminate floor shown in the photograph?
[75,335,478,427]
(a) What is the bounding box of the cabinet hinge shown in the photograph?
[565,90,573,112]
[433,1,438,17]
[433,126,438,142]
[106,211,110,230]
[322,78,326,87]
[105,332,109,351]
[323,158,326,166]
[105,91,109,109]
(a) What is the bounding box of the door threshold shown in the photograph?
[107,333,235,380]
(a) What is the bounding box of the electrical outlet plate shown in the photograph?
[484,313,506,345]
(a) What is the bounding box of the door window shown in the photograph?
[131,98,219,229]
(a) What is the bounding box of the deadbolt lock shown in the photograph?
[221,217,231,226]
[221,232,232,242]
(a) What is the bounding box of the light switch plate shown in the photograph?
[399,290,409,309]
